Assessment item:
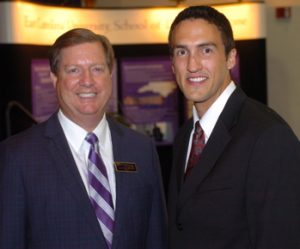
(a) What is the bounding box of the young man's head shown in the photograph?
[169,6,237,116]
[169,6,235,58]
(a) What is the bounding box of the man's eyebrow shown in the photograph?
[173,42,217,49]
[197,42,217,48]
[173,45,188,50]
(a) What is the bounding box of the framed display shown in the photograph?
[120,56,179,145]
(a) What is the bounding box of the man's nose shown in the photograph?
[187,54,201,73]
[80,70,94,86]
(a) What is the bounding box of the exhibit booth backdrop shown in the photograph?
[0,1,267,189]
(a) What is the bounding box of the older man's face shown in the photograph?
[51,42,112,130]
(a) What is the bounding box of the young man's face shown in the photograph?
[171,18,236,116]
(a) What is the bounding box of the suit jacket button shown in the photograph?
[176,222,183,231]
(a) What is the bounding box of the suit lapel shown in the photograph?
[177,87,246,208]
[44,114,105,244]
[106,118,126,249]
[174,120,193,189]
[178,120,231,207]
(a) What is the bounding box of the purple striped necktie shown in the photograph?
[85,132,114,249]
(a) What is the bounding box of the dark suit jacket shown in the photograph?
[0,114,167,249]
[168,87,300,249]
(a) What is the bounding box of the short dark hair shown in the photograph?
[49,28,115,75]
[168,6,235,57]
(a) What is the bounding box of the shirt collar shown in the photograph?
[58,110,108,152]
[193,81,236,140]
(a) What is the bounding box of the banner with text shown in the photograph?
[0,2,266,45]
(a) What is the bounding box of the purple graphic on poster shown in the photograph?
[31,59,58,122]
[31,59,118,123]
[120,56,178,145]
[107,63,118,114]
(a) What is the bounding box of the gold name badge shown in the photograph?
[114,162,137,172]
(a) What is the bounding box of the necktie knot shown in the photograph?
[85,132,99,146]
[195,121,201,133]
[194,121,203,138]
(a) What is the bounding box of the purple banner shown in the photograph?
[121,56,178,145]
[230,52,240,85]
[31,59,58,122]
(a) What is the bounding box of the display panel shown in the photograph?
[120,56,178,144]
[31,59,58,122]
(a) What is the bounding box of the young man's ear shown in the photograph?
[227,48,237,70]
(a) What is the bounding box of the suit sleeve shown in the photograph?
[0,142,26,249]
[246,124,300,249]
[145,140,168,249]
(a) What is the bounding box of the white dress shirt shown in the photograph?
[58,110,116,207]
[185,82,236,169]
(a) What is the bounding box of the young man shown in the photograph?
[0,28,167,249]
[168,6,300,249]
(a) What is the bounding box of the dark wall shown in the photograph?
[0,44,49,139]
[236,39,267,104]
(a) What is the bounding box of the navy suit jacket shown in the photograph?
[168,87,300,249]
[0,114,167,249]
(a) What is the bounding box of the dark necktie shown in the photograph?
[85,133,114,249]
[185,121,205,179]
